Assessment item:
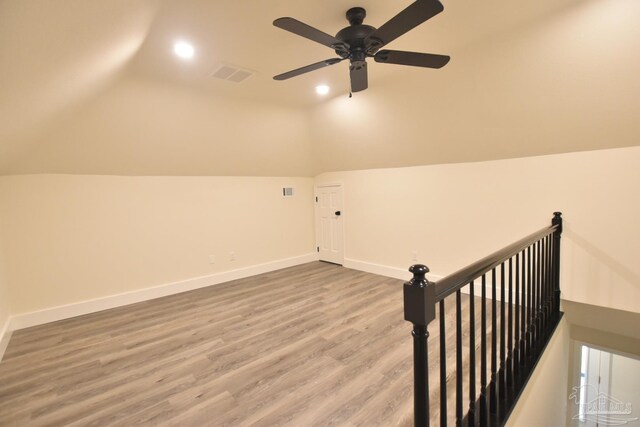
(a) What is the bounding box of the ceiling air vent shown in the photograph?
[211,63,255,83]
[282,187,295,197]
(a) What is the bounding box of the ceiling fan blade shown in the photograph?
[350,61,368,92]
[274,17,347,49]
[273,58,343,81]
[374,50,450,68]
[365,0,444,50]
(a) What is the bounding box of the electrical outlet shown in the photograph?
[412,251,418,261]
[229,251,236,261]
[209,254,216,264]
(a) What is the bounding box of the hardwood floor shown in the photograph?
[0,262,493,426]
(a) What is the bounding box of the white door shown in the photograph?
[581,346,612,427]
[315,184,344,265]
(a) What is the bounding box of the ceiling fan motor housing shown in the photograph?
[334,7,378,59]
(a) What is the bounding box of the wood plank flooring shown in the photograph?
[0,262,495,426]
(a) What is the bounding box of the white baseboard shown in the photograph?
[343,258,443,282]
[0,318,12,362]
[8,253,319,333]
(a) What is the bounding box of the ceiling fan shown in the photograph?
[273,0,450,93]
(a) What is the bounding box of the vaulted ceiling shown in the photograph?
[1,0,638,176]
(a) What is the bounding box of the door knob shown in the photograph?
[335,211,341,216]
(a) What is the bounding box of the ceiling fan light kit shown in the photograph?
[273,0,450,93]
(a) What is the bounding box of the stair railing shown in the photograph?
[404,212,564,426]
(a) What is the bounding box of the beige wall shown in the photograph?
[0,174,314,315]
[309,0,640,174]
[0,283,7,332]
[0,234,9,334]
[2,75,314,177]
[316,146,640,314]
[0,186,11,349]
[0,0,158,170]
[506,318,570,427]
[609,353,640,421]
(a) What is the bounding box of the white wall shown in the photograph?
[0,196,11,357]
[506,318,570,427]
[316,146,640,314]
[0,274,7,333]
[0,174,315,317]
[0,243,9,335]
[609,353,640,421]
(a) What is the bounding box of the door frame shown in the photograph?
[314,182,345,265]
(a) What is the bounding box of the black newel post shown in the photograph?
[404,264,436,427]
[552,212,563,317]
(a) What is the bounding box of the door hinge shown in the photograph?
[315,196,318,202]
[317,246,319,252]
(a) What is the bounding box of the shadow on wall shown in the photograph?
[0,0,158,172]
[565,229,640,286]
[564,227,640,310]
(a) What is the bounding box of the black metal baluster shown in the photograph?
[535,241,541,348]
[520,250,527,365]
[490,268,497,414]
[552,213,563,318]
[548,234,554,323]
[499,263,506,401]
[468,280,476,426]
[538,238,544,339]
[543,238,547,337]
[403,265,436,427]
[536,239,542,345]
[543,235,550,333]
[439,300,447,427]
[480,274,488,426]
[531,241,537,348]
[526,245,533,359]
[514,252,520,369]
[543,236,547,333]
[507,257,513,390]
[547,234,554,320]
[456,290,463,426]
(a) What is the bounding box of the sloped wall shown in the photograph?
[309,0,640,174]
[3,75,314,177]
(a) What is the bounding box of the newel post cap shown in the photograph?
[552,211,563,233]
[408,264,430,288]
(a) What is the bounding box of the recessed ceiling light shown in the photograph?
[173,41,195,60]
[315,85,330,95]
